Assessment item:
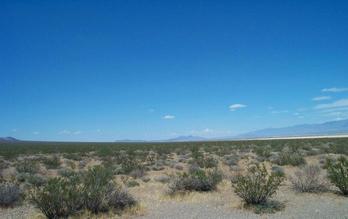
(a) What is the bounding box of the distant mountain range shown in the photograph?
[2,119,348,143]
[0,137,20,142]
[235,119,348,139]
[166,135,207,142]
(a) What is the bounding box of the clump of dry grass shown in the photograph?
[290,164,328,193]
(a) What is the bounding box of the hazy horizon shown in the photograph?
[1,1,348,141]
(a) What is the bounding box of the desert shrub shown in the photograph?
[254,146,271,158]
[174,164,184,170]
[191,149,218,168]
[151,164,165,171]
[43,156,61,169]
[58,168,77,178]
[326,156,348,195]
[16,159,39,174]
[271,166,285,177]
[81,165,114,213]
[290,165,328,193]
[18,173,47,187]
[232,164,284,204]
[154,175,170,183]
[0,182,21,207]
[107,186,136,210]
[30,177,83,219]
[126,180,140,187]
[63,153,81,161]
[65,160,76,169]
[223,154,239,167]
[0,159,9,170]
[129,168,145,178]
[274,148,305,166]
[116,154,142,174]
[168,168,222,194]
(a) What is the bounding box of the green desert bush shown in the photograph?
[126,180,140,187]
[168,168,222,194]
[0,182,21,207]
[16,159,40,174]
[290,165,328,193]
[81,165,114,213]
[254,146,271,159]
[232,164,284,205]
[116,153,143,174]
[17,173,47,187]
[30,177,83,219]
[274,148,306,166]
[42,156,61,169]
[192,152,218,168]
[271,166,285,177]
[107,186,136,210]
[326,156,348,195]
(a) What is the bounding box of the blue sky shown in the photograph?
[1,0,348,141]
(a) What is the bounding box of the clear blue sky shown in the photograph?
[1,0,348,141]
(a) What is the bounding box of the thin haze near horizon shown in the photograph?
[1,0,348,141]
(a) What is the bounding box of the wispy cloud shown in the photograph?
[73,131,82,135]
[312,96,331,101]
[59,130,82,135]
[229,104,247,111]
[59,130,71,135]
[33,131,40,135]
[271,110,289,114]
[162,115,175,120]
[322,87,348,93]
[315,98,348,109]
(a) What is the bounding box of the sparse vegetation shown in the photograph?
[1,137,348,217]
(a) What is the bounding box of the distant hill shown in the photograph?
[0,137,20,142]
[236,119,348,139]
[166,135,207,142]
[114,139,147,143]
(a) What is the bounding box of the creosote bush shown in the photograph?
[30,177,83,219]
[107,186,136,209]
[0,182,21,207]
[168,168,222,194]
[16,159,40,174]
[290,165,328,193]
[31,166,136,218]
[326,156,348,195]
[42,156,61,169]
[275,148,306,166]
[82,165,115,213]
[232,164,284,205]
